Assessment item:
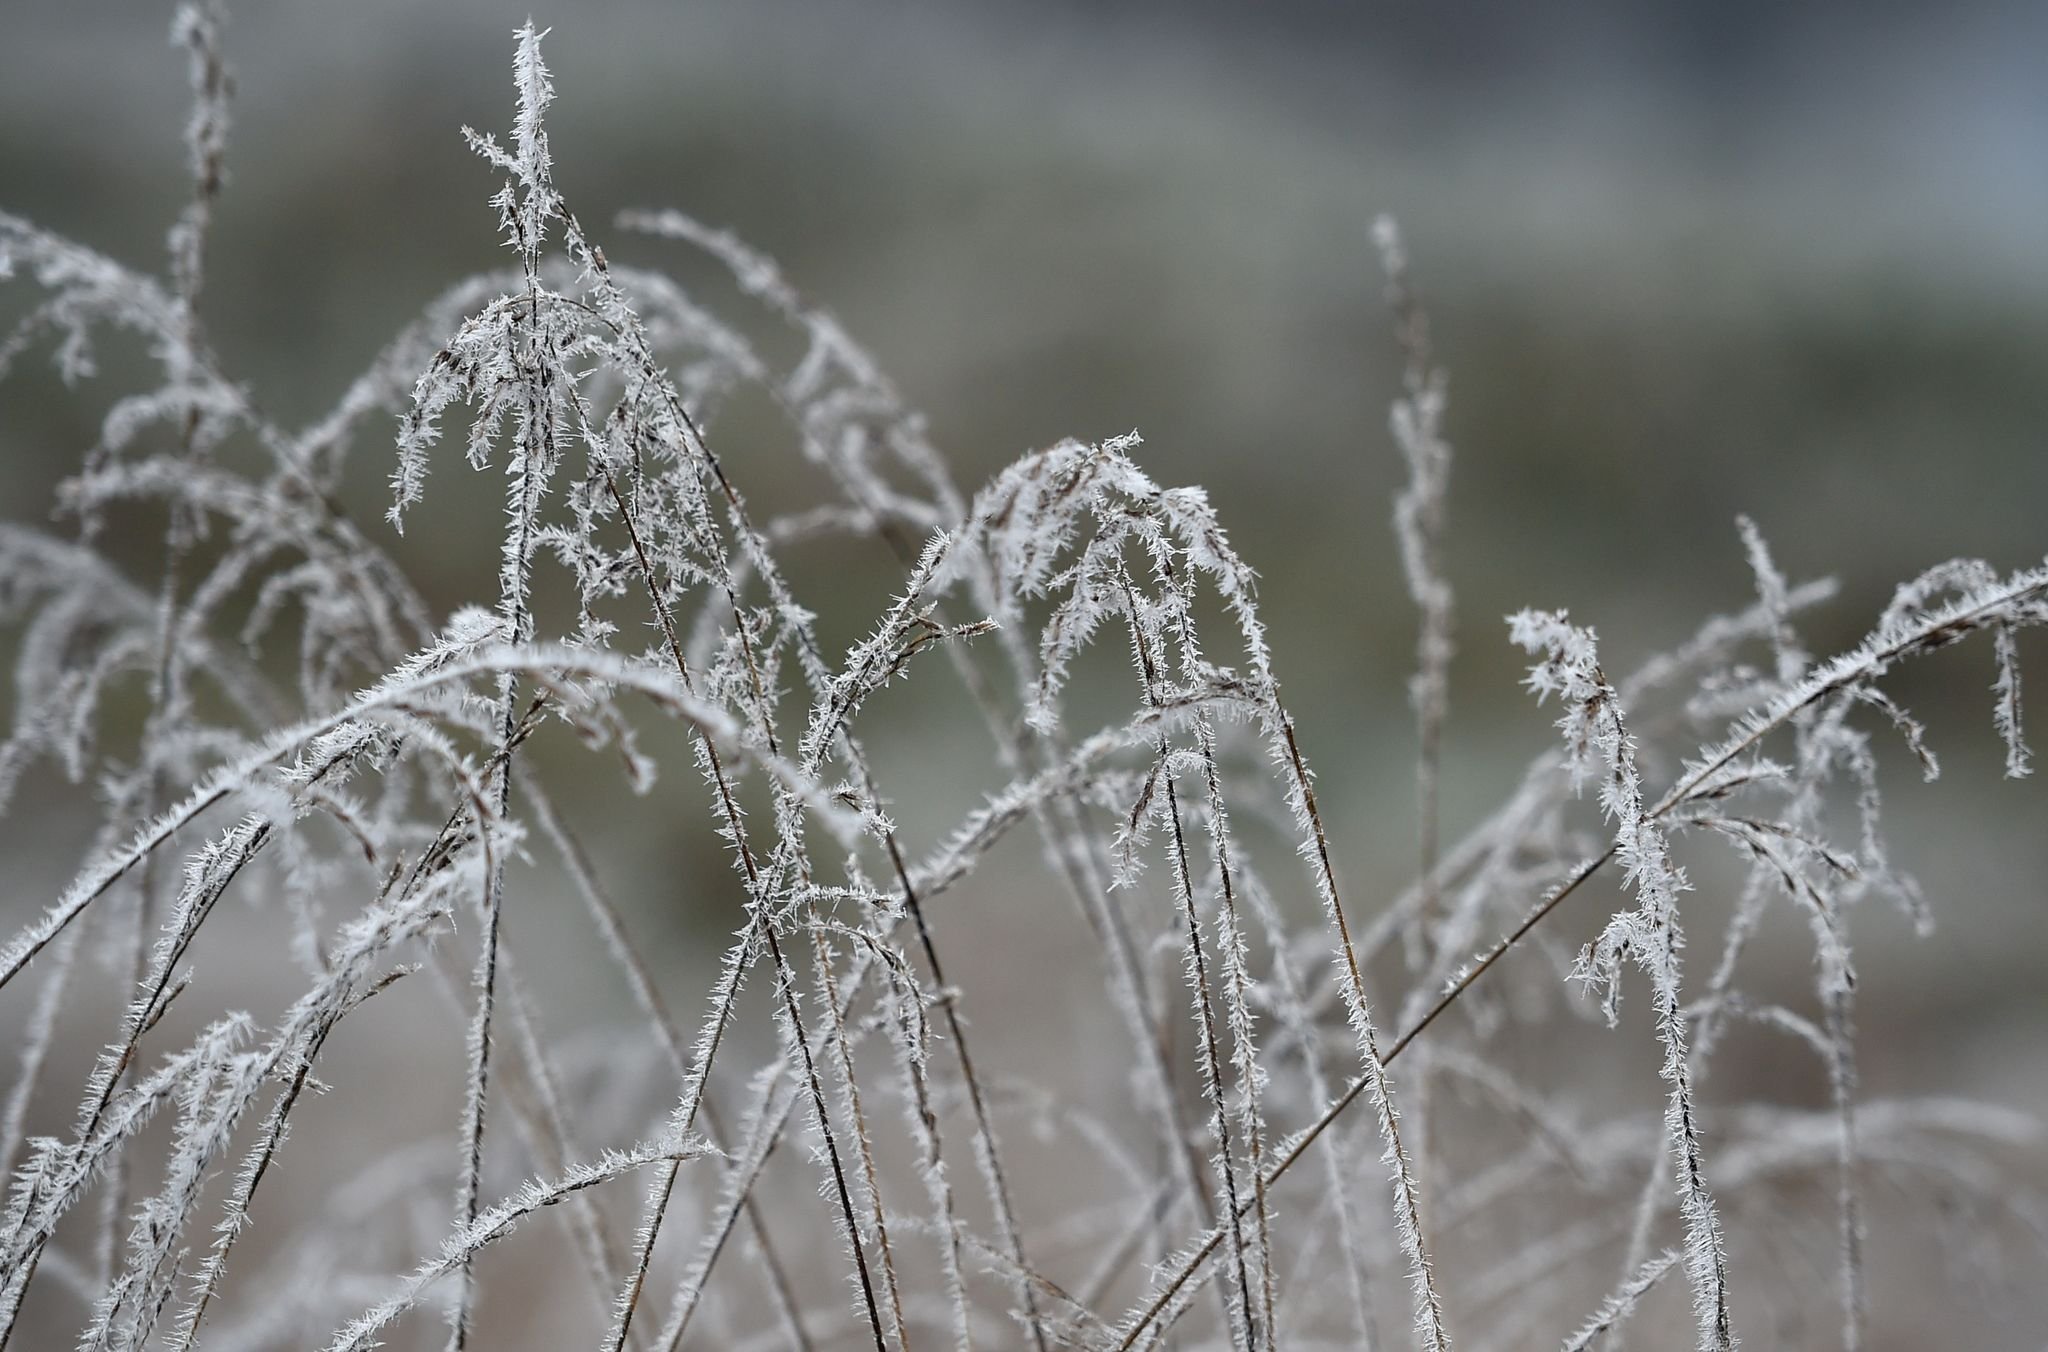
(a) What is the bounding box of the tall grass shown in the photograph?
[0,11,2043,1349]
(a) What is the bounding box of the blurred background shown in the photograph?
[2,1,2045,1347]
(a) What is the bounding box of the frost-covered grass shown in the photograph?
[0,9,2043,1350]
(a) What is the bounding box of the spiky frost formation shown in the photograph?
[1511,609,1737,1350]
[0,13,2043,1352]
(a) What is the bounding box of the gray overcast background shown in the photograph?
[7,0,2047,1054]
[1,3,2044,1343]
[6,0,2045,1114]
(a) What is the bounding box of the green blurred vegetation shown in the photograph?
[3,0,2043,1044]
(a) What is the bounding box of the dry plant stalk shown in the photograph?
[0,12,2043,1352]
